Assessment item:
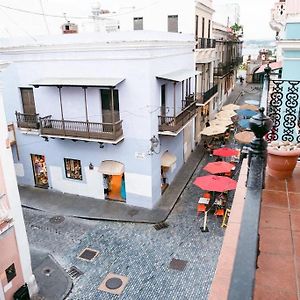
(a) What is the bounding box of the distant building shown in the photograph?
[0,62,37,299]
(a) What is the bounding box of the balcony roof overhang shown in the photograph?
[156,69,201,82]
[31,77,125,88]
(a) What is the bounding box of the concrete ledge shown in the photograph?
[209,159,248,300]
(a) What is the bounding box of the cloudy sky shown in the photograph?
[0,0,275,40]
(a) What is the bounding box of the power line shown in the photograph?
[39,0,50,34]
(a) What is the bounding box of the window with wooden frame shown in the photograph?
[64,158,82,180]
[168,15,178,32]
[133,17,143,30]
[20,88,36,115]
[5,263,16,283]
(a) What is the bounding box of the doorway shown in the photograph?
[31,154,49,188]
[161,84,166,123]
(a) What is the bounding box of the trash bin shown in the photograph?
[13,283,30,300]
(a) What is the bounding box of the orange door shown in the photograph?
[108,175,122,201]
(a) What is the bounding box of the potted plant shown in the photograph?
[267,141,300,179]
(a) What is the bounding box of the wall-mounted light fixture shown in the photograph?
[149,135,160,154]
[89,162,94,170]
[99,142,104,149]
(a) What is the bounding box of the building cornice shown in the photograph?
[277,39,300,51]
[195,2,215,14]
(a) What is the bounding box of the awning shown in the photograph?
[255,61,282,74]
[31,77,125,88]
[98,160,124,175]
[157,69,201,82]
[161,151,177,167]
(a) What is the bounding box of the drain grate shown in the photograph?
[77,248,99,261]
[67,266,83,280]
[49,216,65,224]
[169,258,188,271]
[128,209,138,217]
[154,222,169,230]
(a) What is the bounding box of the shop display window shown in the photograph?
[64,158,82,180]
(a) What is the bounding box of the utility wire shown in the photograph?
[39,0,50,34]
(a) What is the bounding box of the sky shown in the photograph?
[0,0,276,40]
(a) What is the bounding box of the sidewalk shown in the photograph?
[20,83,261,224]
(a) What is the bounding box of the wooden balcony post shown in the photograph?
[173,82,176,119]
[58,86,66,135]
[111,88,116,136]
[83,87,90,138]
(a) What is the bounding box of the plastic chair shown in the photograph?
[197,204,206,216]
[203,192,211,199]
[214,208,225,217]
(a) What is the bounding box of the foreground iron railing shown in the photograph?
[266,78,300,143]
[15,111,39,129]
[158,101,197,133]
[40,116,123,141]
[228,108,272,300]
[196,37,216,49]
[214,64,234,77]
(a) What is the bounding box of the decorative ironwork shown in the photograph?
[267,80,300,142]
[266,80,283,141]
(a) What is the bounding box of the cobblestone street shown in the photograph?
[23,152,225,300]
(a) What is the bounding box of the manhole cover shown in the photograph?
[105,278,123,290]
[154,222,169,230]
[128,209,138,217]
[169,258,188,271]
[67,266,83,280]
[49,216,65,224]
[78,248,99,261]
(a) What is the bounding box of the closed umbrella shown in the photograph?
[201,125,227,136]
[193,175,237,192]
[213,147,239,157]
[236,109,257,118]
[203,161,235,174]
[222,104,240,111]
[234,131,255,145]
[238,119,250,129]
[239,104,258,111]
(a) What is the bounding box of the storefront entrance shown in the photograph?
[99,160,126,202]
[31,154,49,188]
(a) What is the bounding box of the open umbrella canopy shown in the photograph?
[203,161,235,174]
[222,104,240,111]
[210,119,233,127]
[238,119,250,129]
[201,125,227,136]
[239,104,258,111]
[213,147,239,157]
[234,131,255,144]
[216,110,237,119]
[236,109,257,118]
[193,175,237,192]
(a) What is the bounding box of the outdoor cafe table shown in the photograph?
[198,197,210,205]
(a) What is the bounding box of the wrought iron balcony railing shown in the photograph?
[40,115,123,142]
[158,101,197,133]
[15,112,40,129]
[196,84,218,105]
[266,79,300,143]
[214,64,234,77]
[196,38,216,49]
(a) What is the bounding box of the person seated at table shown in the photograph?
[203,191,211,199]
[216,193,227,206]
[215,156,222,162]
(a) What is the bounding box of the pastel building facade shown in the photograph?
[0,62,37,299]
[1,32,197,209]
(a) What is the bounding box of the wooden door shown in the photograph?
[21,88,36,114]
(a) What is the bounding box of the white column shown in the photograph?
[209,62,214,86]
[0,62,38,296]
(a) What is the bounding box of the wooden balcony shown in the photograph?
[15,112,39,129]
[40,116,123,143]
[158,101,197,134]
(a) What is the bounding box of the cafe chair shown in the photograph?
[197,204,206,216]
[203,192,211,199]
[214,208,225,217]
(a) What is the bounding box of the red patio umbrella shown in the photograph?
[213,147,239,157]
[203,161,235,174]
[193,175,237,192]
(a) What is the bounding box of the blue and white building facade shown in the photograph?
[0,31,198,209]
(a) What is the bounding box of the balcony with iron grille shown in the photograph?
[158,100,197,135]
[196,84,218,105]
[196,38,216,49]
[39,115,124,144]
[213,63,234,77]
[15,111,40,129]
